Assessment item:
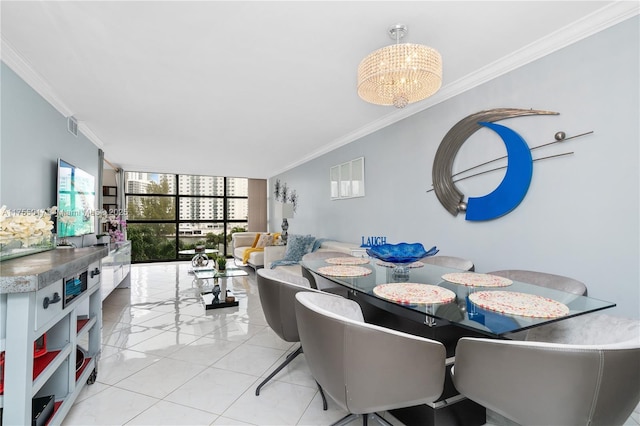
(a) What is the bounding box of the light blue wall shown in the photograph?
[1,62,100,244]
[269,17,640,319]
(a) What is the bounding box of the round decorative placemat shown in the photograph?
[373,283,456,305]
[376,260,424,269]
[442,272,512,287]
[325,257,370,265]
[468,291,569,318]
[317,265,372,277]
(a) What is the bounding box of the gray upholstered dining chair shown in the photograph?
[420,255,475,271]
[487,269,588,340]
[525,311,640,345]
[300,251,353,297]
[487,269,587,296]
[294,291,446,426]
[452,336,640,426]
[254,268,330,409]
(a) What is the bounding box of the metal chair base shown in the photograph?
[255,345,302,396]
[331,413,393,426]
[255,345,329,411]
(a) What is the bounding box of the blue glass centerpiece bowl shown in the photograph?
[366,243,438,264]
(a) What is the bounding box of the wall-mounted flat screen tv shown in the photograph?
[57,158,96,237]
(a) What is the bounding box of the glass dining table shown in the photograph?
[301,257,617,425]
[301,257,616,339]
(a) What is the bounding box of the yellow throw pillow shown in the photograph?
[255,234,274,248]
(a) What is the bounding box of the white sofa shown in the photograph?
[231,231,268,269]
[264,239,360,275]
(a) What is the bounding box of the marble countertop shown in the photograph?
[0,246,108,294]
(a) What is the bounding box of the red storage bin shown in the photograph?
[0,351,5,394]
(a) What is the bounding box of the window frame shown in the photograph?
[125,173,248,262]
[330,157,365,200]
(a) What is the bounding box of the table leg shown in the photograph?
[201,277,239,310]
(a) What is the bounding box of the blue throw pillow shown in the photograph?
[282,234,315,262]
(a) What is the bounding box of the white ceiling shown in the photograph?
[2,1,636,178]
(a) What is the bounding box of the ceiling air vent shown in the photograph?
[67,116,78,137]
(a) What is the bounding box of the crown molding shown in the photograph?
[1,37,106,149]
[272,1,639,176]
[1,37,74,118]
[78,123,105,148]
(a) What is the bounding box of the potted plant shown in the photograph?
[215,254,227,271]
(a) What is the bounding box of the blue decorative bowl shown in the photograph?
[366,243,438,264]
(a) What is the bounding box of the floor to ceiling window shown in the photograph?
[124,172,248,263]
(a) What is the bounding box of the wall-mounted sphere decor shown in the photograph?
[429,108,592,221]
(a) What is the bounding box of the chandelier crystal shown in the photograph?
[357,24,442,108]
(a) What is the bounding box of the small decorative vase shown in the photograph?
[212,284,221,303]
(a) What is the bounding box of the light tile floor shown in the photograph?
[63,262,640,426]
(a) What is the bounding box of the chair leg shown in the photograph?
[316,381,328,410]
[255,345,303,396]
[371,413,393,426]
[331,414,359,426]
[330,413,391,426]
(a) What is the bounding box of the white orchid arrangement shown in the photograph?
[0,205,56,246]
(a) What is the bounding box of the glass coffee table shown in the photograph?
[192,267,248,310]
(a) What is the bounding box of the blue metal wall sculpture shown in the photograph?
[465,122,533,221]
[431,108,558,221]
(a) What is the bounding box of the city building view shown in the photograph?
[124,172,248,261]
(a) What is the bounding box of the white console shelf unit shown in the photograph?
[100,240,131,301]
[0,246,108,425]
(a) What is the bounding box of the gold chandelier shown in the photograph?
[357,24,442,108]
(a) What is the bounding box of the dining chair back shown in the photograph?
[488,269,587,295]
[294,291,446,426]
[526,311,640,345]
[421,255,475,271]
[301,251,353,296]
[452,336,640,426]
[301,250,352,262]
